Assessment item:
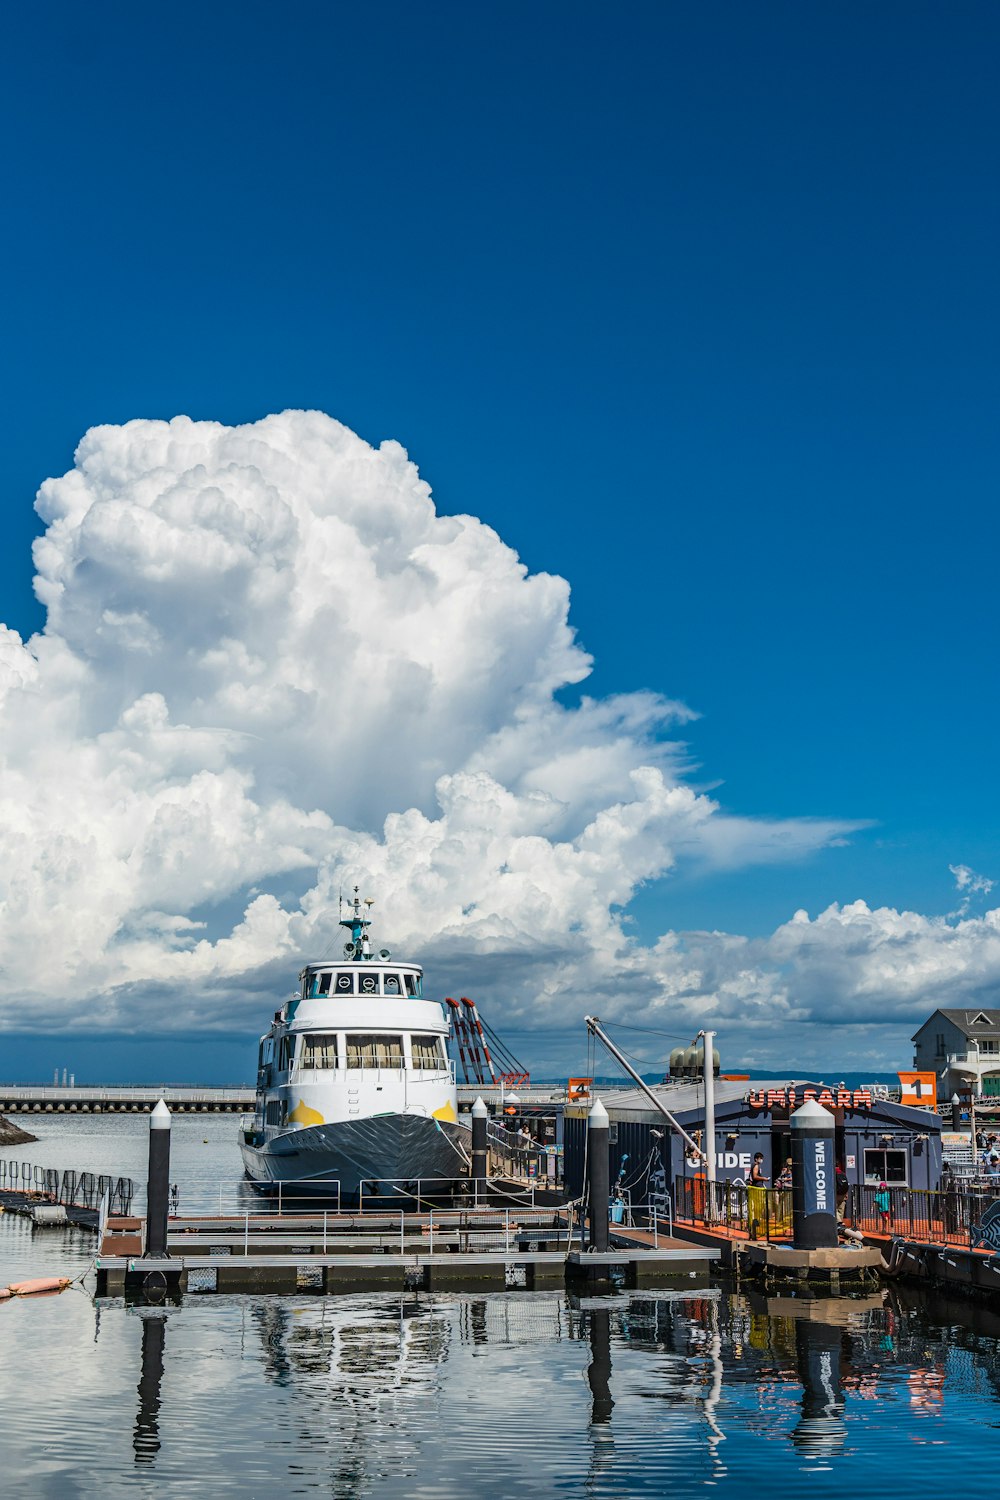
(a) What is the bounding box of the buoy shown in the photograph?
[7,1277,72,1297]
[0,1287,13,1300]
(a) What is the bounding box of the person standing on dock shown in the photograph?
[748,1152,768,1238]
[875,1180,892,1230]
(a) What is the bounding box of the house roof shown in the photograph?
[912,1007,1000,1041]
[573,1077,939,1131]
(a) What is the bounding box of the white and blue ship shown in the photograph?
[239,890,467,1198]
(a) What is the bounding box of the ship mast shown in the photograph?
[338,886,377,962]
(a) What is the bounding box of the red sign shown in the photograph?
[746,1086,872,1111]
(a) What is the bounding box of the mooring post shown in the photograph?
[588,1097,610,1254]
[951,1093,961,1132]
[790,1099,838,1250]
[144,1100,171,1259]
[471,1096,488,1207]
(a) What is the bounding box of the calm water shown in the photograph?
[1,1117,1000,1496]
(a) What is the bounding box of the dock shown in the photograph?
[95,1207,717,1297]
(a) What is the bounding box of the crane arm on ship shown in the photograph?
[584,1014,708,1163]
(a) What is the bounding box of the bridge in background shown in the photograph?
[0,1084,253,1114]
[0,1081,625,1116]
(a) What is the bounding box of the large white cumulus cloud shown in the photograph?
[0,410,993,1065]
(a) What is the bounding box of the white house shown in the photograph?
[912,1008,1000,1099]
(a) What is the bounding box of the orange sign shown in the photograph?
[898,1071,937,1109]
[567,1077,593,1102]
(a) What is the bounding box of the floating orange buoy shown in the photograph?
[7,1277,72,1297]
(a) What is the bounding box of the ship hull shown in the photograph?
[239,1113,471,1199]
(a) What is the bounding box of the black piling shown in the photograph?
[144,1099,171,1259]
[952,1093,961,1131]
[471,1097,488,1198]
[790,1099,838,1250]
[588,1097,610,1253]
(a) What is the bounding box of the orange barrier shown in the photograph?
[6,1277,72,1297]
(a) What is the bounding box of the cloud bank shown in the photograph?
[0,411,995,1069]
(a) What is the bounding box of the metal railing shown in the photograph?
[0,1158,135,1214]
[673,1176,794,1243]
[161,1204,571,1257]
[357,1175,548,1210]
[672,1173,1000,1252]
[487,1123,563,1186]
[848,1181,1000,1249]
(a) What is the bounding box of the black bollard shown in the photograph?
[471,1096,488,1201]
[144,1099,171,1259]
[133,1311,167,1464]
[951,1093,961,1132]
[588,1097,610,1253]
[790,1099,838,1250]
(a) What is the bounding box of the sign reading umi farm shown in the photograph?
[745,1086,872,1111]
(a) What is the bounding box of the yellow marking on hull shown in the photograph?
[288,1099,325,1127]
[432,1100,457,1124]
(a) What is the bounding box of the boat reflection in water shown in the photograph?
[117,1282,1000,1493]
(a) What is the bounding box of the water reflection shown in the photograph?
[132,1309,167,1465]
[95,1277,1000,1496]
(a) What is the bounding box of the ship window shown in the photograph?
[410,1035,446,1070]
[404,973,422,997]
[334,971,354,995]
[346,1034,404,1069]
[383,973,401,995]
[300,1033,338,1070]
[358,972,380,997]
[309,972,333,998]
[277,1036,293,1071]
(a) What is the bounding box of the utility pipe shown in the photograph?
[584,1016,707,1161]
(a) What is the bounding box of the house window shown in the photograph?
[863,1148,907,1185]
[980,1040,1000,1055]
[935,1033,946,1058]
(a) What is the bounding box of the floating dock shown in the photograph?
[95,1208,716,1297]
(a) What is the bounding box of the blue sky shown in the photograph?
[0,3,997,1081]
